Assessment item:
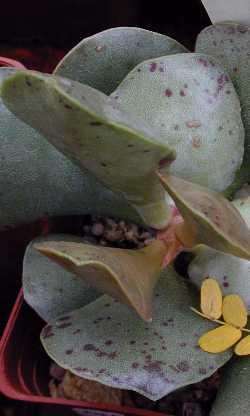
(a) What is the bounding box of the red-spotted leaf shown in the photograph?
[157,173,250,259]
[55,27,188,95]
[2,70,175,229]
[41,267,232,401]
[35,239,166,322]
[196,22,250,191]
[23,235,100,322]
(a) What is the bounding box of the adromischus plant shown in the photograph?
[1,23,250,414]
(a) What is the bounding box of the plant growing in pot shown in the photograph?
[1,22,250,416]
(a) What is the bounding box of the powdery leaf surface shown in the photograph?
[196,22,250,189]
[23,235,100,322]
[2,70,175,229]
[41,267,231,401]
[111,53,244,192]
[55,27,188,95]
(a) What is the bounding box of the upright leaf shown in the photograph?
[41,267,232,401]
[158,173,250,259]
[55,27,188,95]
[0,68,140,230]
[2,71,176,229]
[112,53,244,191]
[36,239,166,321]
[196,23,250,190]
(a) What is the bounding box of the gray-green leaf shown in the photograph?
[2,70,175,229]
[111,53,244,192]
[55,27,188,95]
[0,68,140,230]
[23,235,100,322]
[41,267,232,401]
[196,22,250,192]
[210,357,250,416]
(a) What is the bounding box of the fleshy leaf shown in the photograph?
[23,234,100,322]
[200,278,222,319]
[196,23,250,191]
[234,335,250,355]
[41,267,232,401]
[55,27,188,95]
[222,295,247,329]
[210,357,250,415]
[199,325,242,353]
[35,239,166,322]
[188,196,250,312]
[2,70,175,229]
[112,53,244,191]
[157,173,250,259]
[0,68,140,230]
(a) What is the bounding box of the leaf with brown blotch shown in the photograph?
[35,239,166,322]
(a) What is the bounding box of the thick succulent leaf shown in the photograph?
[41,267,232,401]
[111,53,244,192]
[158,173,250,260]
[0,68,141,230]
[35,239,166,322]
[196,23,250,190]
[23,234,100,322]
[55,27,188,95]
[2,71,175,229]
[189,197,250,312]
[210,357,250,416]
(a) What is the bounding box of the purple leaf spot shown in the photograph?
[83,344,95,351]
[176,360,190,372]
[149,62,157,72]
[65,349,73,355]
[130,340,136,345]
[73,329,81,335]
[132,362,140,369]
[105,340,113,346]
[57,323,72,329]
[199,367,207,375]
[223,282,229,288]
[58,315,71,321]
[165,88,173,97]
[180,89,186,97]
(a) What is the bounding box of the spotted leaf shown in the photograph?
[2,70,176,229]
[189,197,250,312]
[0,68,140,230]
[41,267,232,401]
[55,27,188,95]
[111,53,244,192]
[196,22,250,192]
[35,239,166,321]
[158,173,250,260]
[23,234,100,322]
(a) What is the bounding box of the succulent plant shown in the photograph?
[2,23,250,414]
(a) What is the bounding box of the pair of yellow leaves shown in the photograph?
[192,278,250,355]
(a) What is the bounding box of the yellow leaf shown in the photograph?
[222,294,247,328]
[199,325,242,353]
[235,335,250,356]
[200,278,222,319]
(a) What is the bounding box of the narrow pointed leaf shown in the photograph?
[2,71,175,229]
[200,278,222,319]
[222,295,247,328]
[41,267,232,401]
[0,68,140,230]
[234,335,250,355]
[189,197,250,312]
[210,357,250,415]
[157,173,250,259]
[196,23,250,190]
[35,239,166,321]
[112,53,244,192]
[55,27,188,95]
[199,325,242,353]
[23,235,100,322]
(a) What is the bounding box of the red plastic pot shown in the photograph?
[0,290,167,416]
